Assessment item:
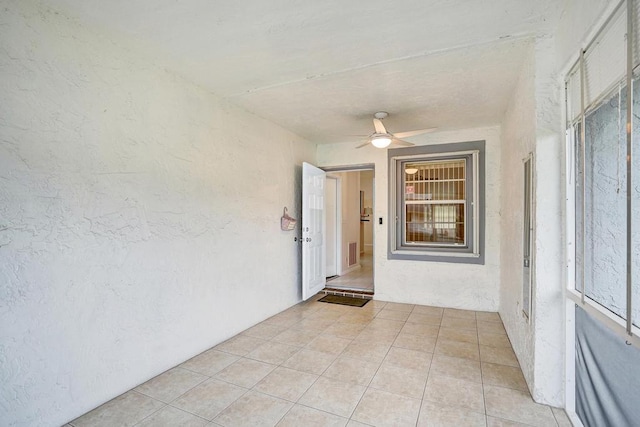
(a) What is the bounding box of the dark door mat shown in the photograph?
[318,294,370,307]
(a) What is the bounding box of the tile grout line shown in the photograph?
[345,307,398,424]
[413,317,439,427]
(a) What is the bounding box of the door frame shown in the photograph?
[321,163,375,289]
[325,174,342,278]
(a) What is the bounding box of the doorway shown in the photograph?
[323,167,374,293]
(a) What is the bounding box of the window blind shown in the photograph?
[566,2,629,123]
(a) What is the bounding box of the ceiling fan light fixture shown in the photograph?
[405,167,418,175]
[371,134,392,148]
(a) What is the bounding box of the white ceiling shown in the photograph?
[46,0,563,144]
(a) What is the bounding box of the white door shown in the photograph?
[325,177,338,277]
[302,162,326,300]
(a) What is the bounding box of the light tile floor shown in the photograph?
[68,295,572,427]
[326,253,374,291]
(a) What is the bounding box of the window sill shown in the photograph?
[388,249,484,264]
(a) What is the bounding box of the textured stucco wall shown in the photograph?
[499,41,537,394]
[531,35,565,406]
[0,2,315,426]
[318,127,502,311]
[501,35,566,408]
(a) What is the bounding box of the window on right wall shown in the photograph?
[388,140,485,264]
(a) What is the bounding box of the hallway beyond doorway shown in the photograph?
[326,252,373,292]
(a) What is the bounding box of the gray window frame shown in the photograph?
[388,141,485,264]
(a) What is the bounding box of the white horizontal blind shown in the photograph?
[583,6,627,108]
[566,65,582,123]
[566,2,628,123]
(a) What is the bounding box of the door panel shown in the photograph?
[302,162,326,300]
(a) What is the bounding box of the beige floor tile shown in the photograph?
[476,311,502,323]
[481,363,528,391]
[136,406,208,427]
[552,407,573,427]
[443,308,477,320]
[477,320,507,335]
[272,328,321,347]
[368,300,388,309]
[411,305,444,317]
[71,391,165,427]
[214,358,276,388]
[305,310,345,322]
[401,322,440,337]
[354,328,399,346]
[435,339,480,360]
[369,362,428,399]
[253,367,318,402]
[440,316,477,331]
[352,388,421,427]
[263,312,306,328]
[339,311,376,324]
[215,335,268,356]
[213,390,292,427]
[242,323,287,340]
[418,400,486,427]
[393,332,437,353]
[322,356,380,386]
[478,331,512,348]
[298,376,366,418]
[438,326,479,344]
[72,300,561,427]
[383,302,415,312]
[342,341,391,364]
[324,323,366,340]
[281,349,337,375]
[366,318,405,333]
[486,416,534,426]
[305,334,352,355]
[295,317,336,331]
[383,346,432,372]
[423,374,485,413]
[484,385,557,427]
[134,367,207,403]
[180,349,239,377]
[430,354,482,383]
[377,308,411,321]
[171,378,247,420]
[406,313,443,326]
[479,345,519,367]
[276,404,348,427]
[247,342,300,365]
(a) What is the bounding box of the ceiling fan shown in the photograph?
[356,112,436,149]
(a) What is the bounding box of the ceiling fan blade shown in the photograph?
[393,127,437,139]
[373,118,387,134]
[355,140,371,149]
[391,138,415,147]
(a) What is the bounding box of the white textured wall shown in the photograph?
[318,127,502,311]
[0,2,315,426]
[500,35,566,407]
[499,42,537,392]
